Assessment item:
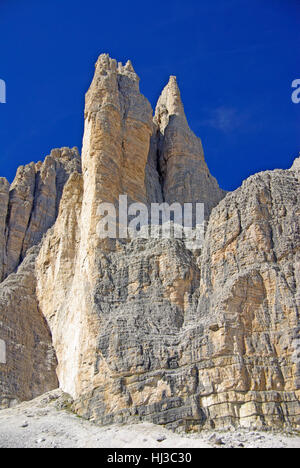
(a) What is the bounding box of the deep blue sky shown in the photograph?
[0,0,299,191]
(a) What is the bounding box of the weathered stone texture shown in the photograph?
[154,76,226,219]
[0,147,81,408]
[36,172,86,398]
[291,155,300,174]
[0,246,58,409]
[70,163,300,430]
[194,167,300,429]
[83,54,153,208]
[0,147,81,282]
[0,178,9,281]
[0,54,299,431]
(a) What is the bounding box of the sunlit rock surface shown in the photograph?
[0,54,299,431]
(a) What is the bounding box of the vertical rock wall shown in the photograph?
[0,147,81,406]
[0,55,299,430]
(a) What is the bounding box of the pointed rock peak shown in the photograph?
[95,53,117,72]
[290,153,300,171]
[124,60,135,72]
[154,75,187,130]
[50,147,80,162]
[117,58,139,83]
[168,75,178,86]
[93,54,139,83]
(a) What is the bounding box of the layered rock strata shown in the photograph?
[0,246,58,408]
[0,147,81,282]
[0,55,299,431]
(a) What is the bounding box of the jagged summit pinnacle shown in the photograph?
[95,53,138,78]
[93,54,188,126]
[154,74,186,130]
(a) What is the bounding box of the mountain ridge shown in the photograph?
[0,54,299,431]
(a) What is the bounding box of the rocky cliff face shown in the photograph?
[0,148,80,407]
[0,54,299,431]
[0,246,58,409]
[154,75,226,219]
[0,147,81,282]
